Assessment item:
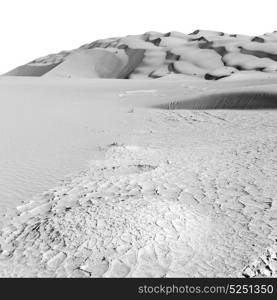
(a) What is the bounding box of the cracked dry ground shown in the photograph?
[0,108,277,277]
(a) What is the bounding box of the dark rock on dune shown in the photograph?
[150,38,161,46]
[149,71,162,78]
[231,65,243,71]
[166,51,180,61]
[189,29,200,35]
[204,73,229,80]
[251,36,265,43]
[168,62,180,73]
[191,36,209,43]
[240,47,277,62]
[213,46,228,57]
[254,67,266,71]
[199,42,228,57]
[118,44,128,50]
[198,40,214,48]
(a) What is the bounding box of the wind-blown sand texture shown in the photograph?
[0,30,277,278]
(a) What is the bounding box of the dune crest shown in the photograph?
[5,30,277,80]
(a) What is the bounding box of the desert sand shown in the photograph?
[0,30,277,277]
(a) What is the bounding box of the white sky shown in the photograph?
[0,0,277,74]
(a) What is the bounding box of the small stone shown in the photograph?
[243,267,255,277]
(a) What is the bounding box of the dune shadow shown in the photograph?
[155,92,277,110]
[5,63,61,77]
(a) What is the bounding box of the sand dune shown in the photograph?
[44,48,145,79]
[5,30,277,80]
[1,30,277,278]
[44,49,127,78]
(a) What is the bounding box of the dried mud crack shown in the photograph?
[0,109,277,277]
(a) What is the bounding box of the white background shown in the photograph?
[0,0,277,74]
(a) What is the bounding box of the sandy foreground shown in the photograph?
[0,74,276,277]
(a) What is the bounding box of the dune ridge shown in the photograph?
[5,30,277,80]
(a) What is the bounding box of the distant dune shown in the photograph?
[5,63,61,76]
[4,30,277,80]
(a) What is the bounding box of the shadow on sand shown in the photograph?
[156,92,277,110]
